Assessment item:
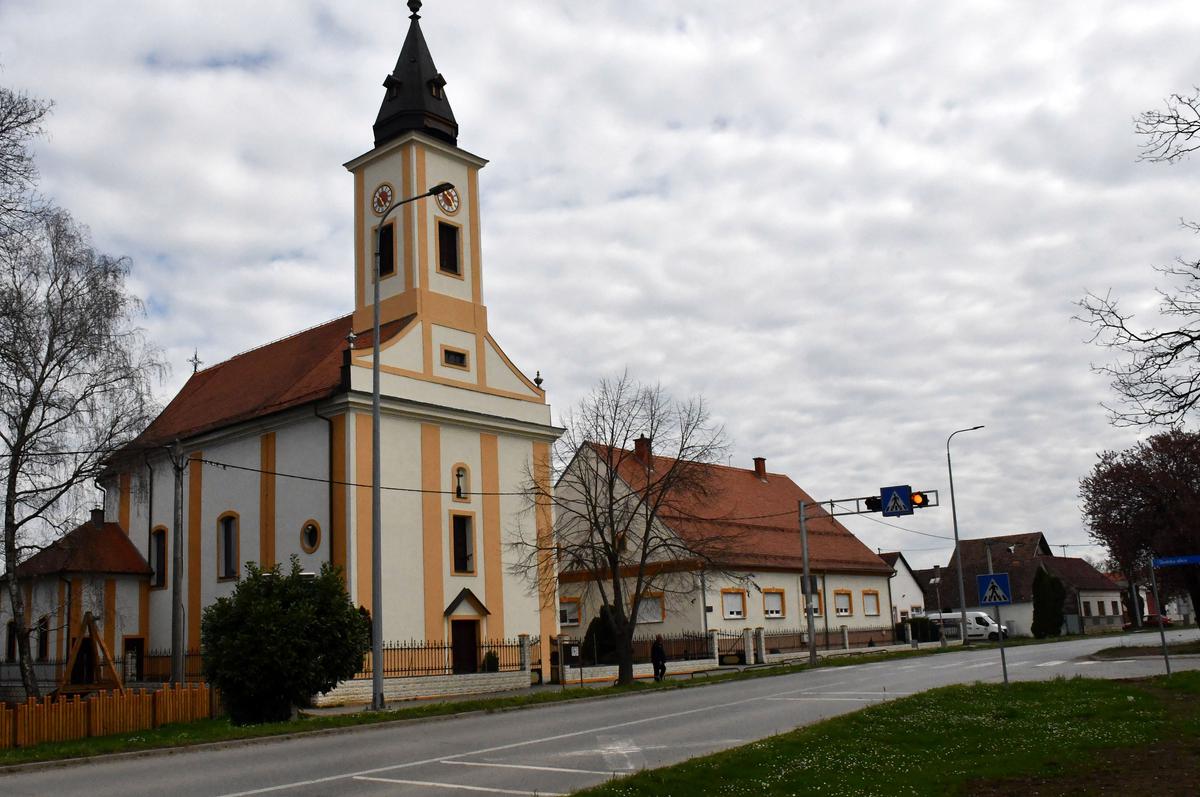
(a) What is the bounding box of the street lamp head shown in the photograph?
[969,425,984,431]
[428,181,454,195]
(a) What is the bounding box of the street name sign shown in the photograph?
[880,485,913,517]
[977,573,1012,606]
[1153,555,1200,567]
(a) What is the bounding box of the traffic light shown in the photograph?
[911,491,930,508]
[864,496,882,512]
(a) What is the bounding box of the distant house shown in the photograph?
[878,552,925,622]
[557,443,896,647]
[1,510,152,697]
[923,532,1122,636]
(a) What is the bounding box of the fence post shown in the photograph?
[742,628,754,664]
[518,634,530,674]
[841,625,849,650]
[709,629,720,662]
[754,627,766,664]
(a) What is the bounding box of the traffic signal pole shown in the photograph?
[799,501,818,666]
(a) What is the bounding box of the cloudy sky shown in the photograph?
[3,1,1199,569]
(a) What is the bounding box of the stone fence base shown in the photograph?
[560,657,718,684]
[312,669,530,707]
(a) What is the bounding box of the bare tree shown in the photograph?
[514,374,731,686]
[2,208,164,698]
[0,84,51,234]
[1079,87,1200,426]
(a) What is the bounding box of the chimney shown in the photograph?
[753,457,767,480]
[90,507,105,528]
[633,435,650,464]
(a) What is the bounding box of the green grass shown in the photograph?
[572,672,1200,797]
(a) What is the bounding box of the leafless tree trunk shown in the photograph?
[1,208,163,698]
[512,373,732,686]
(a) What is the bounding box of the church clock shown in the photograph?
[371,183,395,214]
[435,186,460,215]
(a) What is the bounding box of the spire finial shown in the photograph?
[408,0,421,20]
[188,348,203,374]
[534,370,544,388]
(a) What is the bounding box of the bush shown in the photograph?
[481,650,499,672]
[201,557,369,724]
[580,605,619,665]
[1031,567,1066,639]
[906,617,941,643]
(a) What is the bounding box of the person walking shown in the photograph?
[651,634,667,682]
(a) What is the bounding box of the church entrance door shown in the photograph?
[450,619,479,674]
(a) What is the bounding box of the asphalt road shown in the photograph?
[3,630,1197,797]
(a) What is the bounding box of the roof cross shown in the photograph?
[187,349,203,374]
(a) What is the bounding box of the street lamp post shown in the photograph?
[370,181,454,711]
[946,425,984,646]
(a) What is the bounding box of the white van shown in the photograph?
[925,611,1008,641]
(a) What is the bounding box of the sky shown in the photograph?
[2,0,1199,570]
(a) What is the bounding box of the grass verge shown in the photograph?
[572,672,1200,797]
[1094,639,1200,657]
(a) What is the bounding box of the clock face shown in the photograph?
[371,183,394,215]
[435,186,460,215]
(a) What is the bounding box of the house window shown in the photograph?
[559,598,580,627]
[1097,600,1106,616]
[452,465,470,502]
[149,526,167,588]
[803,590,823,617]
[1082,600,1092,617]
[911,605,923,616]
[834,590,852,617]
[377,222,396,277]
[218,513,239,580]
[4,620,15,661]
[442,346,469,370]
[1112,600,1120,616]
[300,520,321,554]
[452,513,475,574]
[721,590,745,620]
[862,590,880,617]
[36,617,49,662]
[636,593,664,624]
[763,590,784,618]
[437,221,461,275]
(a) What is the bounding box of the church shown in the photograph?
[6,3,562,690]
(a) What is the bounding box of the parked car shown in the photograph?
[1123,614,1173,631]
[925,611,1009,641]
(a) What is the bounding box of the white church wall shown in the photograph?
[274,416,330,572]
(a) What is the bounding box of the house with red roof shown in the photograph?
[921,532,1123,636]
[31,8,563,690]
[556,439,896,648]
[878,551,926,623]
[1,510,152,697]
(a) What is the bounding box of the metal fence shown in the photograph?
[142,650,206,683]
[630,632,710,663]
[351,638,526,679]
[763,629,807,654]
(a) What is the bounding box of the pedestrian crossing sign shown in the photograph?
[879,485,913,517]
[976,573,1012,606]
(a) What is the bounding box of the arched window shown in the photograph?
[149,526,167,589]
[452,464,470,502]
[217,512,240,581]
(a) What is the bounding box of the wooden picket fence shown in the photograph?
[0,683,216,750]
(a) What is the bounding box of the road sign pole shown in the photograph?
[1147,563,1171,676]
[985,545,1009,686]
[799,501,818,667]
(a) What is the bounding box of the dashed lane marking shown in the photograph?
[1035,660,1066,668]
[353,776,565,795]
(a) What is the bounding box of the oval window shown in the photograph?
[301,521,320,553]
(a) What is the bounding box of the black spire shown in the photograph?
[373,0,459,147]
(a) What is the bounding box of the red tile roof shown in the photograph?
[599,446,891,575]
[17,519,151,578]
[1042,557,1121,592]
[131,314,387,448]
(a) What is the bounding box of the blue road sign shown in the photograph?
[977,573,1012,606]
[1153,554,1200,567]
[880,485,913,517]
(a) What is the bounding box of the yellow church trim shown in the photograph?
[354,168,364,311]
[480,433,504,638]
[421,423,445,640]
[259,432,276,568]
[187,451,203,650]
[354,413,373,611]
[402,142,416,293]
[331,413,348,581]
[533,440,556,682]
[468,166,482,307]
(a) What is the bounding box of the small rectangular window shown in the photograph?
[721,591,744,619]
[559,599,580,627]
[438,221,460,275]
[1112,600,1120,616]
[378,222,395,277]
[834,591,852,616]
[452,514,474,574]
[442,347,468,369]
[764,591,784,618]
[863,591,880,617]
[1097,600,1106,616]
[1083,600,1092,617]
[36,617,49,662]
[636,594,664,624]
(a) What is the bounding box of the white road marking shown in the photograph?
[1076,660,1099,666]
[964,661,996,669]
[353,775,565,795]
[1106,659,1135,664]
[896,664,922,670]
[216,687,793,796]
[930,662,961,670]
[442,760,616,776]
[597,735,645,771]
[1035,660,1066,668]
[767,696,886,702]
